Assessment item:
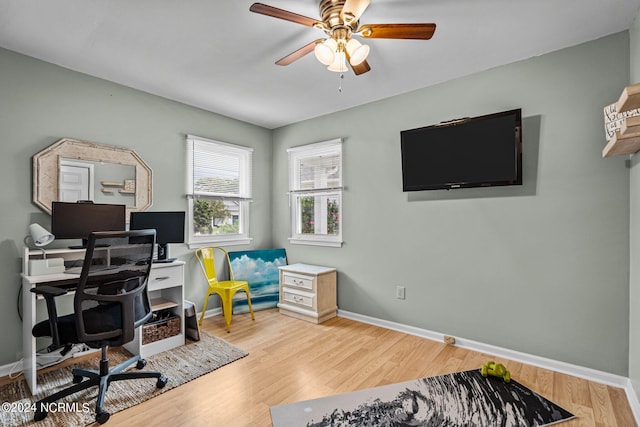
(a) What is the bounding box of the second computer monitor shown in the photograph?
[129,211,185,262]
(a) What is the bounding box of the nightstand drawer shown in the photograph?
[282,272,314,291]
[148,265,182,291]
[283,288,314,308]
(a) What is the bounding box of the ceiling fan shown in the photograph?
[249,0,436,76]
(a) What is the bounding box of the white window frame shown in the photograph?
[186,134,252,247]
[288,138,343,247]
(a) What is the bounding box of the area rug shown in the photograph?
[0,331,248,426]
[271,369,575,427]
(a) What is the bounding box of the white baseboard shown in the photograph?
[627,380,640,424]
[338,309,640,423]
[200,307,222,319]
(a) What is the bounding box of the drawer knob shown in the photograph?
[154,276,170,281]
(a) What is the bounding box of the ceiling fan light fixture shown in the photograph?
[346,38,370,66]
[315,38,337,65]
[327,51,348,72]
[249,1,436,77]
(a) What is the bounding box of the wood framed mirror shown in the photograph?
[33,138,152,218]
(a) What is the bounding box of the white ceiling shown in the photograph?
[1,0,639,129]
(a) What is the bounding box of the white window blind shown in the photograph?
[187,135,252,201]
[289,139,342,192]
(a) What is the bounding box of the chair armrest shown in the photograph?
[30,285,69,349]
[30,285,68,298]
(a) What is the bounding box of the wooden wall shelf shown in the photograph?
[603,84,640,157]
[616,83,640,112]
[603,132,640,157]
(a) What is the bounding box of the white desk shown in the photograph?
[22,247,185,395]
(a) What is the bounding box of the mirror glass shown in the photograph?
[33,138,152,218]
[59,158,137,207]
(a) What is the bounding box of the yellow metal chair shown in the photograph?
[195,246,255,332]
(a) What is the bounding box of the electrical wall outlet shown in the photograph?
[396,286,406,299]
[444,335,456,345]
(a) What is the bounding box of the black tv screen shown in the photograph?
[51,202,126,246]
[401,109,522,191]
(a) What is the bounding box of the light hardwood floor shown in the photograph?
[7,309,638,426]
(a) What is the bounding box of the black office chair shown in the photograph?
[30,230,168,424]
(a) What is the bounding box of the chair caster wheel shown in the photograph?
[156,376,168,389]
[96,410,110,424]
[72,375,83,384]
[136,359,147,369]
[34,409,47,421]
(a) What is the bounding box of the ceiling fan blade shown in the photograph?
[345,50,371,75]
[250,3,320,27]
[359,23,436,40]
[275,40,321,66]
[350,59,371,76]
[341,0,371,23]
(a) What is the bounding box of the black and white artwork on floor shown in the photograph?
[270,369,575,427]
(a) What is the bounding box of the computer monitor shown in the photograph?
[129,211,185,262]
[51,201,126,248]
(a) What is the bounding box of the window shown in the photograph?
[186,135,252,246]
[288,139,343,247]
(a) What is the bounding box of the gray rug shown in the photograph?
[271,369,575,426]
[0,331,248,426]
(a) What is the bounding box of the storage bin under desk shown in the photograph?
[124,261,185,358]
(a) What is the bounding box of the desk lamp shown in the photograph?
[27,223,55,247]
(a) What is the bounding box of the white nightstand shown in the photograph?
[277,263,337,324]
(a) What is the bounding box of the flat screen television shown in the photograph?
[129,211,185,262]
[400,109,522,191]
[51,201,126,248]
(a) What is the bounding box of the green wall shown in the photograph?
[0,30,635,381]
[629,13,640,403]
[0,47,272,365]
[272,32,631,375]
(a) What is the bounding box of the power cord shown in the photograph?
[35,343,91,369]
[17,284,22,322]
[7,343,93,379]
[7,359,23,380]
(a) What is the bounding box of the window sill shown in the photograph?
[289,238,342,248]
[188,236,252,249]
